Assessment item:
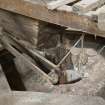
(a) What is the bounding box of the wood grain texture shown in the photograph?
[0,0,105,37]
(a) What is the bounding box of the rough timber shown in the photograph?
[0,0,105,37]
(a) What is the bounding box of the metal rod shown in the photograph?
[78,33,85,71]
[98,46,105,54]
[57,35,84,67]
[29,49,59,70]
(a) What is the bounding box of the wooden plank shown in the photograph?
[47,0,77,10]
[0,0,105,37]
[73,0,105,13]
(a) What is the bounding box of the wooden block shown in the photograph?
[47,0,77,10]
[73,0,105,13]
[98,5,105,31]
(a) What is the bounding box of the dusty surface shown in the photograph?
[50,38,105,98]
[0,91,105,105]
[13,29,105,98]
[53,49,105,95]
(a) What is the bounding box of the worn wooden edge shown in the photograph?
[0,0,105,37]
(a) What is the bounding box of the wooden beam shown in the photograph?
[73,0,105,13]
[47,0,77,10]
[0,0,105,37]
